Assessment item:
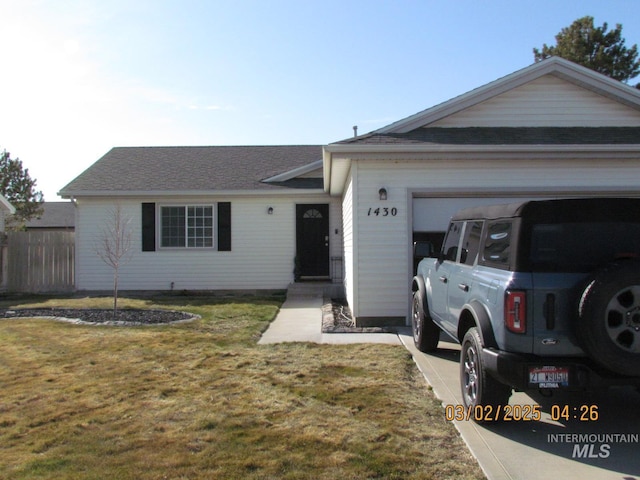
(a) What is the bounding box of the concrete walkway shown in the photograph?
[257,282,404,345]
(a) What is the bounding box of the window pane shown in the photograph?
[529,222,640,272]
[187,206,213,248]
[303,208,322,219]
[161,207,185,247]
[442,222,463,261]
[461,221,483,266]
[483,221,512,266]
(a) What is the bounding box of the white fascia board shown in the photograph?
[326,143,640,158]
[58,188,327,199]
[0,194,15,214]
[262,160,323,182]
[322,149,332,193]
[376,58,640,134]
[323,143,640,195]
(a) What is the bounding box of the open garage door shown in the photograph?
[412,196,553,246]
[411,196,552,274]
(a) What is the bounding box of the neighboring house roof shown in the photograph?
[0,194,15,214]
[25,202,75,229]
[59,145,323,197]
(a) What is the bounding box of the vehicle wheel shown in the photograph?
[412,290,440,352]
[577,260,640,377]
[460,328,511,421]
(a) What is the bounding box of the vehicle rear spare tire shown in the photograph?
[577,260,640,377]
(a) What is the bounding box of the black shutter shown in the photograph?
[217,202,231,251]
[142,203,156,252]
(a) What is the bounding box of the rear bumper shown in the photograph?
[482,347,640,391]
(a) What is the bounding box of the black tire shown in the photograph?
[411,290,440,352]
[577,260,640,377]
[460,328,511,422]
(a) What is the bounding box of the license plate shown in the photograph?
[529,366,569,388]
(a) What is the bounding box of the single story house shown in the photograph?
[59,145,343,293]
[60,57,640,326]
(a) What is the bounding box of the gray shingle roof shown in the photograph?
[25,202,75,229]
[60,145,323,195]
[335,127,640,145]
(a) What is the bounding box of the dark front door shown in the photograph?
[296,204,330,278]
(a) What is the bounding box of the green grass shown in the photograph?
[0,295,485,479]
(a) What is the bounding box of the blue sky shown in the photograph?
[1,0,640,199]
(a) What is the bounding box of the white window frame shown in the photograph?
[159,204,215,249]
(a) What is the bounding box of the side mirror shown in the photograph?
[413,241,434,260]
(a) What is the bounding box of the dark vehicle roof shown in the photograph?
[451,198,640,222]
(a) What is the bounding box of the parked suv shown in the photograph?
[412,198,640,418]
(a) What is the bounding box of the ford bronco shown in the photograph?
[412,198,640,419]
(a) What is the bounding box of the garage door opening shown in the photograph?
[411,196,553,274]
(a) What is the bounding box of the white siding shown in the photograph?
[75,194,339,291]
[341,171,355,309]
[431,75,640,127]
[353,163,409,320]
[351,157,640,322]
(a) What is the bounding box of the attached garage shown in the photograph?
[323,57,640,327]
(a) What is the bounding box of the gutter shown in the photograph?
[57,188,328,199]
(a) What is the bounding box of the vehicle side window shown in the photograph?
[442,221,464,261]
[460,221,483,265]
[483,221,512,267]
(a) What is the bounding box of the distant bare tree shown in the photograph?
[95,204,133,318]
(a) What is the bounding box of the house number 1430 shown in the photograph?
[367,207,398,217]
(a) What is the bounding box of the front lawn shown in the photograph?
[0,295,485,479]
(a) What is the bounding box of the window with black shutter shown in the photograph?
[142,203,156,251]
[144,202,231,251]
[217,202,231,251]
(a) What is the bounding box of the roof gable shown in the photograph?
[377,57,640,134]
[430,75,640,127]
[262,160,322,182]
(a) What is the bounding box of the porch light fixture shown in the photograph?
[267,207,274,215]
[378,188,388,201]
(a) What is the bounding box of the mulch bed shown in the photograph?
[0,308,198,326]
[322,298,399,333]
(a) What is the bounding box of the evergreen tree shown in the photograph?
[534,16,640,88]
[0,150,44,229]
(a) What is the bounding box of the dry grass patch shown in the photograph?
[0,295,484,479]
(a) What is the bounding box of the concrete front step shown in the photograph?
[286,282,344,299]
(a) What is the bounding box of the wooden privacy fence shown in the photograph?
[6,231,75,293]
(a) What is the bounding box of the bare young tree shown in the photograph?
[95,204,133,318]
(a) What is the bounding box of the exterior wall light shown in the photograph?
[378,188,388,201]
[267,207,274,215]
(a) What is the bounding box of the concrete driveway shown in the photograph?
[399,332,640,480]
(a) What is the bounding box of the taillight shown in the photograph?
[505,290,526,333]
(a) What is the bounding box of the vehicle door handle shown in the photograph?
[458,283,469,292]
[439,276,448,284]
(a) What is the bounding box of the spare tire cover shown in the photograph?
[577,260,640,377]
